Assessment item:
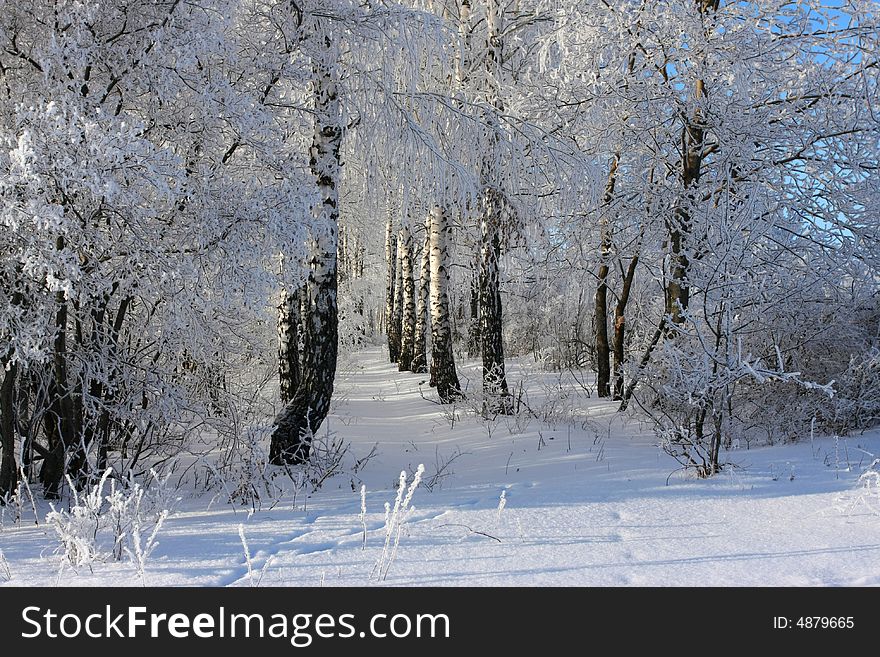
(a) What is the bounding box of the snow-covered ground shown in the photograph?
[2,347,879,587]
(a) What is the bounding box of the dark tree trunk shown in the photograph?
[384,215,399,363]
[594,155,619,398]
[594,262,611,398]
[468,269,480,358]
[612,254,638,401]
[666,69,708,329]
[411,213,431,374]
[0,361,19,499]
[40,283,78,498]
[665,223,690,327]
[1,276,24,499]
[270,40,341,466]
[66,290,130,486]
[618,317,666,412]
[391,236,404,363]
[279,287,302,404]
[478,188,512,414]
[39,380,66,499]
[398,225,417,372]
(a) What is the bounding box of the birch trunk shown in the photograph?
[398,225,417,371]
[478,188,512,414]
[474,0,512,413]
[278,287,302,404]
[467,268,480,358]
[429,205,462,403]
[270,36,341,465]
[385,216,399,362]
[392,236,404,361]
[411,214,431,374]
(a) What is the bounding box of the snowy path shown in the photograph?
[2,347,880,586]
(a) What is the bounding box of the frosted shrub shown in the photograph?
[828,348,880,433]
[207,425,365,513]
[855,459,880,516]
[46,470,112,569]
[359,484,367,550]
[497,490,507,520]
[238,524,273,587]
[373,464,424,581]
[105,471,178,562]
[126,510,168,583]
[145,468,183,520]
[45,467,174,576]
[0,487,20,529]
[209,426,283,511]
[0,549,11,582]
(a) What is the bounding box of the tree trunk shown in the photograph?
[478,188,512,414]
[338,226,349,287]
[384,213,399,363]
[40,387,65,499]
[391,234,404,362]
[667,7,711,329]
[40,282,78,498]
[0,360,19,499]
[612,255,639,401]
[665,224,690,327]
[411,214,431,374]
[594,262,611,398]
[429,205,462,403]
[472,0,512,413]
[467,269,480,358]
[398,225,417,371]
[594,154,619,398]
[618,317,666,412]
[270,37,341,466]
[278,287,302,404]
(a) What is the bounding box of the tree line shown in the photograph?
[1,0,877,500]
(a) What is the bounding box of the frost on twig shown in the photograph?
[0,549,11,582]
[372,464,424,581]
[238,524,273,587]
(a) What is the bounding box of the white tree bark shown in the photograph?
[477,0,511,412]
[429,205,461,402]
[392,231,404,361]
[278,286,301,404]
[398,223,417,371]
[270,30,342,465]
[411,212,431,374]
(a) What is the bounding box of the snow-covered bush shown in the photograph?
[207,425,286,511]
[45,467,175,573]
[827,348,880,434]
[46,471,112,569]
[0,549,10,582]
[855,459,880,516]
[373,465,424,581]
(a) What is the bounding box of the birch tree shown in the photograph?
[397,223,418,371]
[270,15,342,465]
[384,210,400,362]
[411,212,432,374]
[429,205,462,402]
